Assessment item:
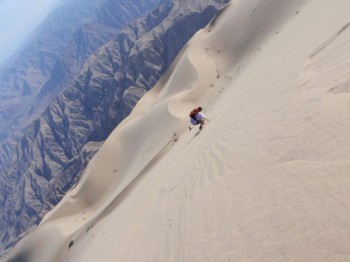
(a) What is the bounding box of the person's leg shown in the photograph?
[189,120,201,130]
[199,120,204,130]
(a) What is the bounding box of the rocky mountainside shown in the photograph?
[0,0,161,143]
[0,0,229,256]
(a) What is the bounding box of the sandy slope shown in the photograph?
[3,0,350,261]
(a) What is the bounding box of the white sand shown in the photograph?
[3,0,350,261]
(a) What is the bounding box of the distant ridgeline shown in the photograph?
[0,0,229,256]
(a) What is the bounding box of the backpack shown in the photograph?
[189,108,200,120]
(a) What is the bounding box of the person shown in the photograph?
[189,106,205,130]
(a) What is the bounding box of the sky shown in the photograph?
[0,0,59,63]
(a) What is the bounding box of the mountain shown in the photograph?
[3,0,350,260]
[0,0,162,142]
[0,0,229,256]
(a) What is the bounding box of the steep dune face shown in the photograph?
[4,0,350,261]
[0,0,228,256]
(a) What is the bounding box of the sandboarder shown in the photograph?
[189,106,206,130]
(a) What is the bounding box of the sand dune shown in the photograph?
[3,0,350,261]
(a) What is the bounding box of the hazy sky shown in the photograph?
[0,0,59,63]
